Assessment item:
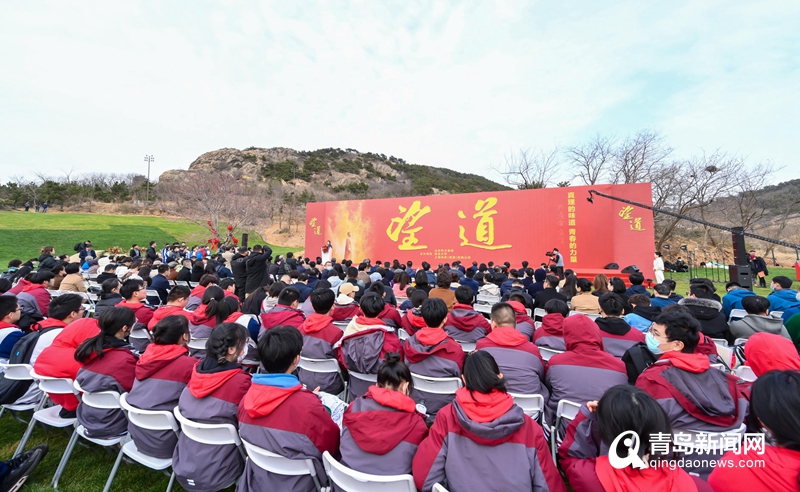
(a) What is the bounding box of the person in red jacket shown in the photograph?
[743,331,800,376]
[259,286,305,339]
[173,322,252,492]
[708,370,800,492]
[413,351,565,492]
[369,282,403,328]
[147,285,190,330]
[187,286,232,340]
[298,288,345,394]
[595,293,645,358]
[400,289,427,337]
[237,326,339,491]
[116,279,154,352]
[185,274,220,312]
[74,307,138,438]
[444,286,492,342]
[533,299,569,351]
[126,315,196,460]
[331,282,361,322]
[340,353,427,476]
[20,272,54,317]
[558,385,712,492]
[508,297,535,341]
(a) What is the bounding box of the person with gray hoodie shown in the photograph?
[729,295,791,341]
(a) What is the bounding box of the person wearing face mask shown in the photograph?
[339,353,428,476]
[767,276,800,322]
[708,370,800,492]
[172,323,252,492]
[74,308,138,438]
[637,309,749,479]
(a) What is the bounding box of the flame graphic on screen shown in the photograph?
[325,201,373,261]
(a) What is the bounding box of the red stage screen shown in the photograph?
[305,183,655,277]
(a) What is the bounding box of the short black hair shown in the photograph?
[120,279,144,300]
[104,263,117,272]
[168,285,191,302]
[65,262,80,275]
[663,279,676,291]
[689,283,714,299]
[219,278,235,290]
[411,289,428,308]
[544,299,570,317]
[654,309,700,353]
[772,276,793,289]
[369,282,386,296]
[725,281,741,290]
[420,298,448,328]
[48,293,84,320]
[546,275,560,288]
[0,296,19,320]
[597,385,672,460]
[157,264,170,274]
[576,278,592,292]
[454,286,473,305]
[359,293,385,318]
[629,272,644,285]
[598,293,625,316]
[277,287,300,306]
[653,284,670,296]
[259,326,303,373]
[742,295,770,315]
[490,302,515,326]
[347,266,358,278]
[311,288,335,314]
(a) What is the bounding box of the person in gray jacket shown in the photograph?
[729,295,791,340]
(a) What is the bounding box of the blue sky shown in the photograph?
[1,1,798,183]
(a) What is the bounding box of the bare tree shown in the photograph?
[492,147,562,189]
[611,130,673,185]
[565,134,615,185]
[723,161,779,230]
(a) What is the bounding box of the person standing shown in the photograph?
[550,248,564,278]
[145,241,159,262]
[653,251,665,283]
[24,201,29,212]
[321,240,333,264]
[245,244,272,296]
[42,202,48,213]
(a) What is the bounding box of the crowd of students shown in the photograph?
[1,247,800,491]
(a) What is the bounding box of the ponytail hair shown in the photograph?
[206,322,249,364]
[75,307,135,363]
[202,285,227,323]
[377,352,413,394]
[152,315,190,345]
[462,351,506,396]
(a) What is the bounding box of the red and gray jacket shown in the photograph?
[172,358,251,492]
[400,308,426,336]
[22,283,51,317]
[340,386,428,476]
[403,328,465,417]
[508,301,535,341]
[412,388,566,492]
[545,315,627,431]
[594,317,645,358]
[148,305,189,330]
[185,284,206,312]
[258,305,305,340]
[298,313,344,394]
[444,303,492,342]
[377,303,403,328]
[237,373,339,491]
[76,342,138,438]
[116,300,155,352]
[336,317,404,400]
[331,301,361,322]
[533,313,566,351]
[188,304,217,340]
[477,327,548,400]
[126,344,197,459]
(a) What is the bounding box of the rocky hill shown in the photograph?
[159,147,509,200]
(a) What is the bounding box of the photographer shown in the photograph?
[547,248,564,278]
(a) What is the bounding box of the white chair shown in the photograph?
[107,393,179,492]
[733,338,748,346]
[567,310,581,316]
[533,308,546,320]
[525,308,532,317]
[457,341,476,352]
[509,393,544,421]
[129,327,153,343]
[0,364,38,421]
[241,438,323,491]
[322,450,416,492]
[146,290,162,306]
[538,347,564,362]
[349,371,378,384]
[297,357,348,400]
[234,314,259,329]
[771,311,784,319]
[432,483,449,492]
[410,373,462,415]
[52,381,126,489]
[188,282,199,288]
[475,293,500,305]
[474,304,492,315]
[397,328,410,341]
[187,338,208,351]
[534,321,542,329]
[14,370,79,458]
[173,406,245,487]
[551,399,582,463]
[333,321,350,330]
[735,365,757,382]
[710,363,729,373]
[711,338,728,347]
[728,309,747,323]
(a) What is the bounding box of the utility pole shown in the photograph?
[144,155,154,202]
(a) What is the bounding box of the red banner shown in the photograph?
[305,183,655,277]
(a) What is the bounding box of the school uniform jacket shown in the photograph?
[22,283,51,317]
[0,322,24,361]
[116,300,155,352]
[709,444,800,492]
[258,305,305,340]
[413,388,566,492]
[76,342,138,438]
[185,285,207,312]
[545,315,627,431]
[297,313,344,394]
[188,304,217,340]
[337,317,403,400]
[126,344,197,459]
[340,386,428,476]
[403,328,465,417]
[443,303,492,342]
[594,317,645,358]
[148,305,189,330]
[400,308,426,336]
[331,301,361,322]
[377,303,403,328]
[172,358,251,492]
[533,313,567,351]
[237,374,339,492]
[509,301,535,341]
[477,327,548,400]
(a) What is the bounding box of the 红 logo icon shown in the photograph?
[608,431,648,469]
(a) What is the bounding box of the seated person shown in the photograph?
[720,281,756,318]
[570,278,600,314]
[624,272,648,297]
[126,316,196,460]
[533,299,569,351]
[94,278,123,317]
[413,351,565,492]
[0,297,24,362]
[399,289,428,336]
[258,287,305,339]
[75,308,138,438]
[331,282,361,322]
[59,263,87,293]
[427,271,456,311]
[221,297,261,344]
[532,275,568,310]
[678,283,733,344]
[340,354,427,476]
[477,303,548,401]
[148,285,190,329]
[173,323,252,492]
[297,288,345,394]
[559,385,712,492]
[368,282,403,327]
[258,282,284,315]
[708,370,800,492]
[508,296,535,341]
[116,279,155,351]
[730,295,791,340]
[187,286,231,340]
[404,298,464,419]
[500,279,533,308]
[338,294,403,400]
[185,274,220,312]
[595,293,645,358]
[95,263,119,284]
[743,332,800,377]
[624,294,661,332]
[443,286,492,342]
[546,315,627,436]
[650,283,677,310]
[767,275,800,322]
[237,326,338,491]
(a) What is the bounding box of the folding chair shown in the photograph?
[333,321,349,331]
[348,371,378,401]
[457,341,476,352]
[241,438,322,491]
[475,294,500,305]
[727,309,747,323]
[711,338,728,347]
[187,338,208,351]
[538,347,564,362]
[550,399,582,463]
[533,308,546,321]
[297,357,348,401]
[0,364,39,422]
[397,328,410,341]
[771,311,784,319]
[146,290,163,306]
[410,373,462,418]
[107,393,179,492]
[52,381,126,489]
[322,450,416,492]
[735,365,757,382]
[15,370,79,458]
[509,393,545,422]
[474,304,492,315]
[525,308,532,317]
[432,483,449,492]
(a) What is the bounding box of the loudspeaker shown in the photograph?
[731,227,748,265]
[621,265,640,274]
[729,264,753,290]
[604,263,619,270]
[241,233,249,250]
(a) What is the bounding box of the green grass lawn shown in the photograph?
[0,211,300,267]
[663,267,799,298]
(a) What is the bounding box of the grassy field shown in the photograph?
[662,267,799,298]
[0,211,300,267]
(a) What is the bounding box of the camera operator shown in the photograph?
[547,248,564,278]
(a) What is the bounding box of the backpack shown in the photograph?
[621,342,658,384]
[0,326,59,404]
[74,242,84,252]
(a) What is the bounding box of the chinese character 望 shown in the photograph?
[386,200,431,250]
